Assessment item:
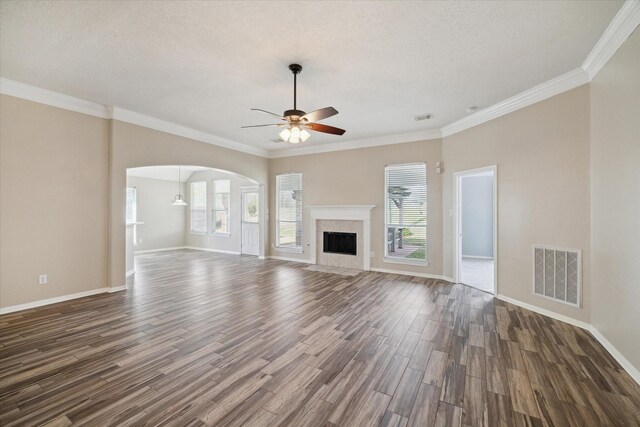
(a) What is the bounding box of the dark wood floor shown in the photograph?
[1,250,639,426]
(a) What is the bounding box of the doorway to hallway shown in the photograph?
[454,166,497,294]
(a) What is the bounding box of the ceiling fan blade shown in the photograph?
[241,123,285,128]
[302,107,338,123]
[306,123,346,135]
[251,108,285,120]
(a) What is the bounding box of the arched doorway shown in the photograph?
[122,165,266,286]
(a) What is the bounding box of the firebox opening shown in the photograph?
[323,231,357,256]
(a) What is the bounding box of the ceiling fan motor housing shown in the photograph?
[288,63,303,74]
[284,109,306,120]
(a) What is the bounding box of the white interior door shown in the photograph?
[241,188,260,256]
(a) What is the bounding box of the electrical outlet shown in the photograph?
[39,274,48,285]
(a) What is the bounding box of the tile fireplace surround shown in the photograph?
[317,220,363,269]
[308,205,375,271]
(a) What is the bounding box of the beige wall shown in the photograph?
[109,120,269,288]
[185,169,256,253]
[1,36,637,379]
[441,85,592,322]
[590,30,640,369]
[127,176,187,252]
[0,95,109,308]
[269,139,444,277]
[0,101,269,308]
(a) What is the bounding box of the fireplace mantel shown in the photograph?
[308,205,375,270]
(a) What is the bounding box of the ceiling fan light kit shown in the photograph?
[279,126,310,144]
[242,63,346,144]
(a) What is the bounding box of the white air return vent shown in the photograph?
[533,246,581,307]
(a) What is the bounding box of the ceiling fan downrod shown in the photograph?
[289,63,303,115]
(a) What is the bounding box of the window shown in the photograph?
[385,163,427,262]
[190,181,207,234]
[213,179,230,234]
[276,173,302,250]
[125,187,137,225]
[242,191,259,224]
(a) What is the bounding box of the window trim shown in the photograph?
[212,178,231,235]
[211,232,232,237]
[383,162,428,265]
[275,172,303,252]
[189,181,207,235]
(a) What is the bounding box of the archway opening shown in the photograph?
[124,165,265,284]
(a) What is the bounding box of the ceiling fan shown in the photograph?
[242,64,346,144]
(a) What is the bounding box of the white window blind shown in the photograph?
[213,179,230,234]
[385,163,427,262]
[190,181,207,234]
[276,173,302,249]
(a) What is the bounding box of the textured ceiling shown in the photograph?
[0,1,622,152]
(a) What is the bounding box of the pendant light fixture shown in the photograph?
[172,166,187,206]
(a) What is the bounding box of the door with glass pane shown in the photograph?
[241,187,260,256]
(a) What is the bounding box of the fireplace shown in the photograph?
[323,232,357,256]
[309,205,375,271]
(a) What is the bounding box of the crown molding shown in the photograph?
[110,107,269,158]
[1,2,636,155]
[0,77,111,118]
[0,77,269,158]
[267,128,442,158]
[582,0,640,81]
[440,1,638,138]
[441,67,589,138]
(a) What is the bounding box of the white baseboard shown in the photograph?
[258,255,267,260]
[0,287,110,315]
[495,294,591,330]
[126,269,135,277]
[134,246,187,254]
[370,267,453,282]
[134,246,243,256]
[588,326,640,385]
[264,256,453,281]
[185,246,241,255]
[108,285,127,293]
[496,293,639,385]
[267,255,314,264]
